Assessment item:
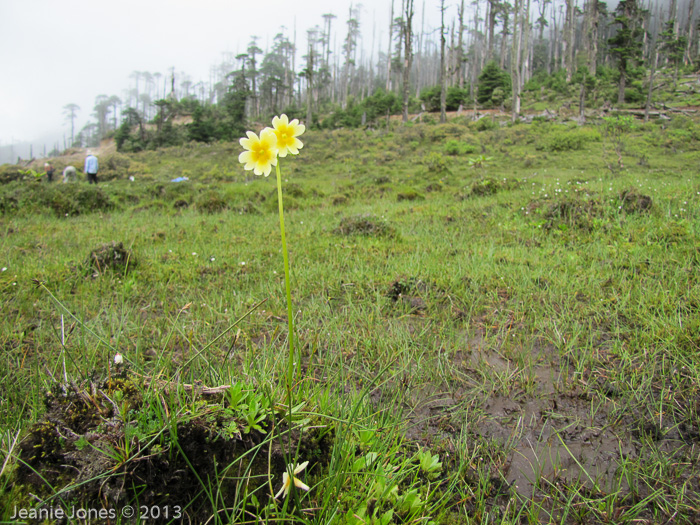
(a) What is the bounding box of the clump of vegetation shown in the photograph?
[444,140,478,156]
[334,214,396,237]
[196,190,228,213]
[466,177,519,197]
[330,193,350,205]
[85,241,136,275]
[619,188,653,213]
[542,127,601,152]
[396,188,425,201]
[541,197,602,231]
[0,165,25,184]
[467,154,493,169]
[422,152,450,174]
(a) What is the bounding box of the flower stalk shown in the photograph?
[239,114,306,501]
[275,161,296,415]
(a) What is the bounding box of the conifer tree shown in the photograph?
[608,0,646,104]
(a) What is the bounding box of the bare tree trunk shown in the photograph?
[588,0,600,76]
[564,0,575,82]
[645,44,658,122]
[552,6,560,71]
[415,0,425,98]
[579,74,587,124]
[306,36,314,126]
[521,0,531,87]
[669,0,678,36]
[499,6,510,69]
[486,0,498,62]
[457,0,466,88]
[511,0,523,122]
[402,0,415,122]
[685,0,697,65]
[440,0,447,123]
[386,0,395,91]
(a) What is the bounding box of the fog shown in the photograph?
[0,0,447,164]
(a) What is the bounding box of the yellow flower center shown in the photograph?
[276,125,294,146]
[252,143,273,163]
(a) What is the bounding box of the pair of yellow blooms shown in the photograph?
[238,114,306,177]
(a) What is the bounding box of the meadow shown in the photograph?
[1,113,700,523]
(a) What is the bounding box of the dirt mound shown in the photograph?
[619,188,653,213]
[13,372,333,521]
[334,214,396,237]
[85,241,136,276]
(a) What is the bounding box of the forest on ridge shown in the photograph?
[52,0,699,154]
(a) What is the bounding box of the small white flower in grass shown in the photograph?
[275,461,310,499]
[114,353,123,365]
[1,267,6,272]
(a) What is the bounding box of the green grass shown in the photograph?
[2,115,700,523]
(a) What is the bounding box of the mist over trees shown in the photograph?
[54,0,700,153]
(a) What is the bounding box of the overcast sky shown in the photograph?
[0,0,448,151]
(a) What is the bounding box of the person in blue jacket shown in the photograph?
[84,151,99,184]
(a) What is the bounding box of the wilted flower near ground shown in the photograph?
[274,461,310,499]
[239,128,279,176]
[271,114,305,157]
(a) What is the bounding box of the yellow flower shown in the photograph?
[274,461,310,499]
[272,114,305,157]
[239,128,279,176]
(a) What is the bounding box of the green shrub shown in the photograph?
[541,127,601,151]
[46,185,114,216]
[422,152,450,173]
[444,140,477,155]
[0,165,25,184]
[396,188,425,201]
[473,118,498,132]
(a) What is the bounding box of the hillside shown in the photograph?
[2,111,700,522]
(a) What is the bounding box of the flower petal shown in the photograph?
[293,477,310,492]
[294,461,309,474]
[274,473,290,499]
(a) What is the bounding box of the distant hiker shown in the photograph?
[84,152,99,184]
[62,165,77,183]
[44,162,55,182]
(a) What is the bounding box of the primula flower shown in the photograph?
[239,128,279,176]
[274,461,310,499]
[272,114,305,157]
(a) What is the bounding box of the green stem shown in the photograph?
[275,161,295,434]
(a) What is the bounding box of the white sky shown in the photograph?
[0,0,448,148]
